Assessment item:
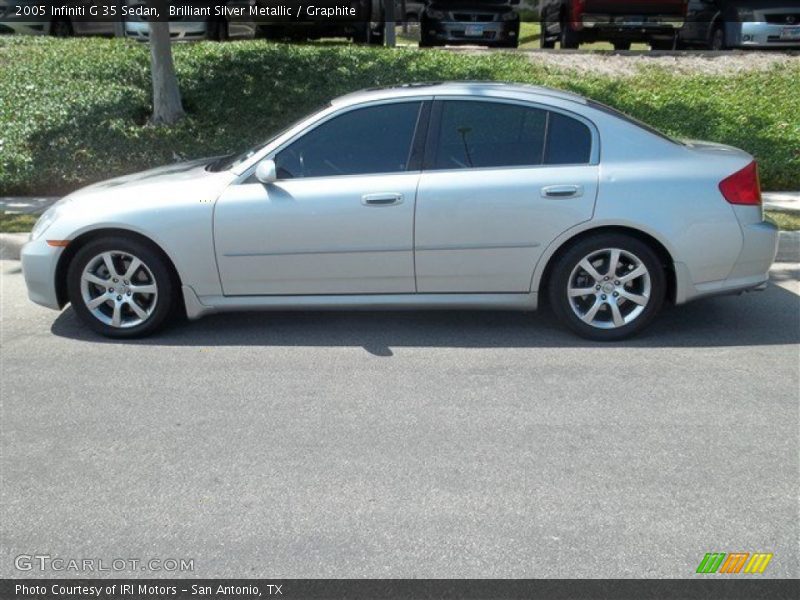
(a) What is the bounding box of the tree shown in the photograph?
[148,1,185,125]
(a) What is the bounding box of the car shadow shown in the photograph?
[50,277,799,353]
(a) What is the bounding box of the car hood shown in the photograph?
[57,158,236,209]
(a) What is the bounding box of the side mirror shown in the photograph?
[255,159,277,184]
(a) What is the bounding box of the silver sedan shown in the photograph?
[21,83,779,340]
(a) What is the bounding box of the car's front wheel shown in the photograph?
[67,237,176,338]
[548,234,666,341]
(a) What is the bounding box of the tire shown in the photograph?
[540,21,555,48]
[547,233,666,341]
[208,18,229,41]
[67,237,177,338]
[50,18,73,37]
[613,41,631,51]
[559,19,580,49]
[710,25,726,50]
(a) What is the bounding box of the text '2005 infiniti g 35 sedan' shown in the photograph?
[22,83,779,340]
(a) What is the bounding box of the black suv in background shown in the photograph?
[680,0,800,49]
[420,0,521,47]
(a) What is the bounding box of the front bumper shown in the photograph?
[21,236,62,311]
[125,21,208,41]
[423,20,519,45]
[732,21,800,48]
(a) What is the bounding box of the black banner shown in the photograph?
[2,579,799,600]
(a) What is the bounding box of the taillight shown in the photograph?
[571,0,585,21]
[719,161,761,206]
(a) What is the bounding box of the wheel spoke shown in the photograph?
[619,265,647,284]
[609,300,625,327]
[111,302,122,327]
[86,294,109,310]
[84,273,108,287]
[124,257,142,280]
[130,283,156,295]
[569,287,596,297]
[101,252,120,278]
[579,259,604,283]
[581,298,603,323]
[127,299,148,319]
[607,249,621,278]
[618,289,648,306]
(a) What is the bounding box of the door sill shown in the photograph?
[182,286,537,320]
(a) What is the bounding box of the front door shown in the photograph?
[214,101,427,296]
[414,99,599,293]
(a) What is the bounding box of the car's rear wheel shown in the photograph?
[67,237,176,338]
[548,234,665,341]
[613,41,631,51]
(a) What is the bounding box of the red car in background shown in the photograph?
[539,0,688,49]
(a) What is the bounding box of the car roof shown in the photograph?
[331,82,588,107]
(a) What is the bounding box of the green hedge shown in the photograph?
[0,37,798,195]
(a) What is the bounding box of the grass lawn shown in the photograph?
[0,36,797,196]
[766,211,800,232]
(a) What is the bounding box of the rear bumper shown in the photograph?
[20,236,62,311]
[579,14,682,41]
[676,220,779,304]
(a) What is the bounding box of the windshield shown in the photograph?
[206,107,329,172]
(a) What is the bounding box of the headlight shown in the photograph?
[427,10,446,19]
[736,8,755,21]
[30,207,58,241]
[501,11,518,22]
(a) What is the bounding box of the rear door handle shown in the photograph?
[542,185,583,199]
[362,193,403,206]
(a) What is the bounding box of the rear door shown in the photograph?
[414,98,599,293]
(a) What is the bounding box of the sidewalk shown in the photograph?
[3,192,799,216]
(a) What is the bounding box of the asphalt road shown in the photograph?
[1,260,798,579]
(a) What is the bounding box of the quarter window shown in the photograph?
[274,102,422,178]
[544,112,593,165]
[430,100,593,170]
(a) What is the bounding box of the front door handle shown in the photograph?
[362,193,403,206]
[542,185,583,199]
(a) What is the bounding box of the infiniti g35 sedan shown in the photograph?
[22,83,779,340]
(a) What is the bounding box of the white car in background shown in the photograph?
[22,83,779,340]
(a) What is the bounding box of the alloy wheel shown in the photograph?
[80,251,158,328]
[567,248,651,330]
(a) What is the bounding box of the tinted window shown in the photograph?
[544,112,593,165]
[275,102,422,178]
[432,101,548,170]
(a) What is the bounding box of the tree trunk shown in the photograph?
[148,2,184,125]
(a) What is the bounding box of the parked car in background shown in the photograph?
[539,0,687,50]
[22,83,777,341]
[420,0,521,47]
[680,0,800,49]
[0,0,117,36]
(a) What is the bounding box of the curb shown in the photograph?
[2,231,797,264]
